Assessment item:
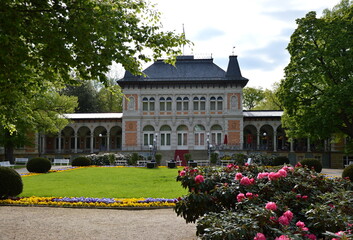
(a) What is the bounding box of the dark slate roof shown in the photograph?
[118,55,248,87]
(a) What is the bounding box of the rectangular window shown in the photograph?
[200,133,205,145]
[160,102,165,111]
[210,102,216,111]
[183,102,188,111]
[195,133,199,145]
[166,133,171,145]
[183,133,187,145]
[161,134,165,146]
[143,102,148,111]
[166,102,172,111]
[144,134,149,146]
[200,101,206,110]
[177,102,182,111]
[193,102,199,111]
[217,101,223,110]
[178,133,182,145]
[149,102,155,111]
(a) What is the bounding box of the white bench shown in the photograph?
[220,160,233,167]
[53,159,70,166]
[196,160,210,166]
[15,158,28,165]
[137,160,148,167]
[0,161,14,168]
[115,160,128,166]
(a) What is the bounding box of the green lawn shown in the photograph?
[21,167,187,199]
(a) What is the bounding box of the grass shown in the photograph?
[20,167,188,199]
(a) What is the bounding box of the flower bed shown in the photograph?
[0,196,178,208]
[175,164,353,239]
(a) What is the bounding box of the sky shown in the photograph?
[144,0,340,89]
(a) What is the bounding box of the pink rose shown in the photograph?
[257,172,269,179]
[305,234,316,240]
[278,215,290,225]
[268,172,281,181]
[235,172,243,180]
[275,235,291,240]
[237,193,245,202]
[278,169,287,177]
[265,202,277,211]
[240,177,251,185]
[227,164,235,168]
[179,170,186,176]
[283,210,293,222]
[296,221,305,228]
[246,192,254,198]
[254,233,266,240]
[296,194,302,199]
[302,195,308,200]
[195,175,205,184]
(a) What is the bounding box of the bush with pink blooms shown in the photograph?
[175,164,353,239]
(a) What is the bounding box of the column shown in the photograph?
[90,132,94,153]
[42,134,46,154]
[74,133,78,153]
[257,131,260,150]
[273,133,277,152]
[58,132,62,153]
[307,138,311,152]
[107,130,110,152]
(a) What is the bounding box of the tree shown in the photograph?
[97,80,124,113]
[62,81,100,113]
[0,0,189,132]
[278,0,353,141]
[0,91,77,162]
[242,87,265,110]
[253,83,283,110]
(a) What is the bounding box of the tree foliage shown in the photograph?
[278,0,353,140]
[242,87,265,110]
[0,0,189,132]
[253,83,283,110]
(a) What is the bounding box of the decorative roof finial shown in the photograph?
[232,46,236,55]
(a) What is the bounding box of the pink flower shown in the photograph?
[302,195,308,200]
[278,215,290,225]
[278,169,287,177]
[283,210,293,222]
[296,221,305,228]
[296,194,302,199]
[179,171,186,176]
[195,175,205,184]
[305,234,317,240]
[235,172,243,180]
[268,172,281,181]
[265,202,277,211]
[254,233,266,240]
[257,172,269,179]
[237,193,245,202]
[302,227,309,231]
[240,176,252,185]
[246,192,254,198]
[275,235,291,240]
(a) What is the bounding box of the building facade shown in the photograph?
[1,55,350,168]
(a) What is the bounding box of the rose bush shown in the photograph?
[175,164,353,239]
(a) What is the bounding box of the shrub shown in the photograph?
[300,158,322,173]
[0,167,23,199]
[232,153,247,166]
[175,164,353,239]
[342,164,353,181]
[210,152,218,165]
[72,157,91,166]
[129,153,139,165]
[184,153,192,163]
[272,156,290,166]
[155,153,162,166]
[26,157,52,173]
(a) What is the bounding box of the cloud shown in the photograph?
[263,9,308,23]
[194,27,225,41]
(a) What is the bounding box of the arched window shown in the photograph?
[160,125,171,146]
[177,125,188,146]
[142,97,148,111]
[211,125,223,146]
[231,96,237,110]
[128,96,135,110]
[176,97,182,111]
[166,97,172,111]
[194,125,205,146]
[193,97,199,111]
[143,125,155,146]
[159,97,166,111]
[183,97,189,111]
[217,96,223,110]
[149,97,155,111]
[210,96,216,110]
[200,97,206,110]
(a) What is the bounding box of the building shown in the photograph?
[1,55,350,168]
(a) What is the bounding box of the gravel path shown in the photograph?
[0,206,197,240]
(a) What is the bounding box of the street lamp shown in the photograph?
[207,132,210,161]
[99,133,102,151]
[153,133,158,161]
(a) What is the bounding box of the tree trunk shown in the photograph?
[4,130,15,164]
